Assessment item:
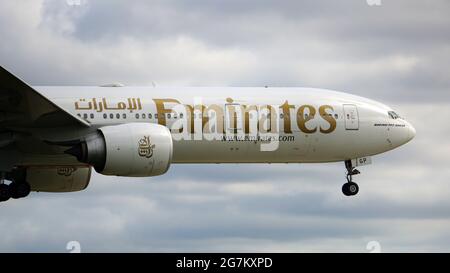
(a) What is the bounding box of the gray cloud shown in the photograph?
[1,0,449,101]
[0,1,449,252]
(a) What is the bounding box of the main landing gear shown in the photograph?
[0,171,31,202]
[0,182,31,202]
[342,160,360,196]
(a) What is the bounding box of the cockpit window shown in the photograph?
[388,111,401,119]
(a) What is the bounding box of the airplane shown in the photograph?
[0,65,415,202]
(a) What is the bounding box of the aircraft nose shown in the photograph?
[406,121,416,142]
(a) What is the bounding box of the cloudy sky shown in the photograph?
[1,0,449,252]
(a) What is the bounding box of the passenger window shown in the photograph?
[110,114,114,119]
[103,113,107,119]
[90,113,94,119]
[83,113,88,119]
[116,113,120,119]
[135,113,140,119]
[148,113,152,119]
[123,113,126,119]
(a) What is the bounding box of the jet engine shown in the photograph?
[27,166,92,192]
[65,123,173,177]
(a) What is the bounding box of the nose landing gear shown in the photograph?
[342,160,360,196]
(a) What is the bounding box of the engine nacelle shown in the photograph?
[67,123,173,177]
[27,166,92,193]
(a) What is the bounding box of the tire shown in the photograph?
[0,184,11,202]
[10,182,31,199]
[342,183,351,196]
[342,182,359,196]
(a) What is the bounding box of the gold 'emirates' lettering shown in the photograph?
[83,97,339,135]
[242,104,258,134]
[319,105,336,134]
[280,101,294,134]
[153,98,181,126]
[203,104,224,134]
[185,104,207,134]
[296,105,317,134]
[259,105,277,133]
[151,100,337,135]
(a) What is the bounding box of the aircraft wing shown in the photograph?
[0,65,89,130]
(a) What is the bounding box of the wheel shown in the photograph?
[348,182,359,195]
[0,184,11,202]
[10,182,31,199]
[342,183,351,196]
[342,182,359,196]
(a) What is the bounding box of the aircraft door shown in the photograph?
[343,104,359,130]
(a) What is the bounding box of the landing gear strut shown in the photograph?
[342,160,360,196]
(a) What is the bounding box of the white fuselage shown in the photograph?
[27,86,415,165]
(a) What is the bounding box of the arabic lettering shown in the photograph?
[75,98,143,112]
